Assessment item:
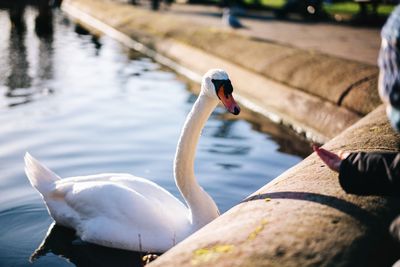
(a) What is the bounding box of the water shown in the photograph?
[0,4,310,267]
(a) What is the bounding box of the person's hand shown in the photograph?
[312,145,349,173]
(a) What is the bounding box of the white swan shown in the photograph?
[25,69,241,253]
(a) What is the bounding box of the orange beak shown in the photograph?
[217,86,240,115]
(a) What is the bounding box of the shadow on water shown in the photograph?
[3,0,56,108]
[219,109,313,158]
[31,223,158,267]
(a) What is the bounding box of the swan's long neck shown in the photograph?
[174,93,219,230]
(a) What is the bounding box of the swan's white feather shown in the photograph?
[25,152,60,194]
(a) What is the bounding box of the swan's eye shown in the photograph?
[212,79,233,98]
[222,80,233,97]
[212,79,240,115]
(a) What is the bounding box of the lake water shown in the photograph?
[0,4,310,267]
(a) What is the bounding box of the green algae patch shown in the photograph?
[247,219,268,241]
[191,244,235,265]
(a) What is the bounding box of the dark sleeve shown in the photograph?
[338,152,400,195]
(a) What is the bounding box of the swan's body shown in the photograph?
[25,69,240,253]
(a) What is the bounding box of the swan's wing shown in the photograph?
[56,173,189,217]
[46,174,190,252]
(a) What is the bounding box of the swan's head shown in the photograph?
[201,69,241,115]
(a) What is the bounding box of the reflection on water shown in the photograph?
[2,0,56,108]
[31,223,148,267]
[226,109,313,158]
[6,5,31,104]
[34,0,54,38]
[0,2,310,267]
[210,119,242,139]
[74,24,102,53]
[208,143,251,155]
